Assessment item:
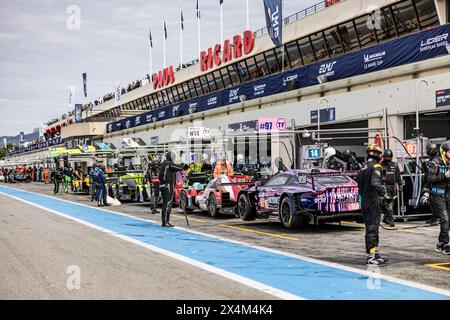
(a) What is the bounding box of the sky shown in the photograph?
[0,0,318,136]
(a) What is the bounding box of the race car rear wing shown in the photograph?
[298,171,358,190]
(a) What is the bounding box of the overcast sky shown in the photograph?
[0,0,318,136]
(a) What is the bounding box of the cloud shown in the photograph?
[0,0,318,136]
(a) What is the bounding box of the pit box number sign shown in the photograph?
[305,147,322,159]
[258,118,287,133]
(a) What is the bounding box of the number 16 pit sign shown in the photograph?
[258,117,287,133]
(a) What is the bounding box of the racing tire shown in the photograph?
[237,193,256,221]
[279,197,308,229]
[208,193,220,218]
[179,191,193,212]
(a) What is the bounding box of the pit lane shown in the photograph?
[3,182,450,296]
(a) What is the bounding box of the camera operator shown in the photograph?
[158,152,184,227]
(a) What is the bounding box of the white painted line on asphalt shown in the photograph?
[0,190,302,300]
[2,184,450,298]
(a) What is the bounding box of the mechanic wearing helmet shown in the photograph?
[200,154,212,173]
[158,152,184,227]
[343,149,361,171]
[324,147,344,171]
[356,144,390,266]
[380,149,402,227]
[144,159,160,214]
[95,165,110,207]
[426,142,450,255]
[213,156,234,178]
[422,143,440,225]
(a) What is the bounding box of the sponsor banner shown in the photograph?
[187,127,211,139]
[227,120,258,133]
[106,24,450,134]
[258,117,287,133]
[436,89,450,108]
[263,0,283,47]
[82,73,87,98]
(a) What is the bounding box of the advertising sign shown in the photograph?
[258,117,287,133]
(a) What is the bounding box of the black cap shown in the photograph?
[383,149,393,158]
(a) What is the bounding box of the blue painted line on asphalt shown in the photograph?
[1,185,448,300]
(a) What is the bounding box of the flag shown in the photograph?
[74,104,83,123]
[164,21,167,40]
[196,0,201,19]
[149,29,153,48]
[114,82,121,107]
[263,0,283,47]
[68,86,75,111]
[82,73,87,98]
[181,9,184,30]
[3,138,6,149]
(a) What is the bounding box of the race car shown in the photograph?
[107,171,147,202]
[236,169,361,229]
[178,173,253,217]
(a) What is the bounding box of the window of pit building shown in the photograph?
[206,72,218,92]
[286,40,303,69]
[255,53,269,77]
[264,49,280,74]
[213,70,225,90]
[275,48,290,72]
[354,14,378,48]
[297,37,315,65]
[180,83,191,100]
[193,77,205,96]
[200,75,211,94]
[143,96,152,110]
[337,21,360,52]
[309,32,328,62]
[187,79,198,99]
[414,0,440,29]
[220,67,233,88]
[391,0,420,35]
[375,6,398,42]
[245,56,260,81]
[324,26,345,57]
[226,65,241,86]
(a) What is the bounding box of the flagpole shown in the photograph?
[220,2,223,45]
[197,0,201,62]
[246,0,249,30]
[180,7,183,69]
[163,21,167,68]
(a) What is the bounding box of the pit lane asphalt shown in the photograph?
[1,182,450,298]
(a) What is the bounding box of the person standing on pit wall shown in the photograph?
[380,149,402,227]
[158,152,184,227]
[356,144,392,266]
[422,143,441,225]
[427,142,450,255]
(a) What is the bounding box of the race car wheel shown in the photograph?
[208,193,220,217]
[237,193,256,221]
[279,197,307,229]
[179,191,193,212]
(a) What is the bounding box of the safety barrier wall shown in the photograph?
[106,24,450,134]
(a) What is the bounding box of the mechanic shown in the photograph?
[145,159,160,214]
[213,156,234,178]
[63,164,74,193]
[324,147,344,171]
[356,144,391,266]
[422,143,441,225]
[426,142,450,255]
[52,166,63,196]
[343,149,361,171]
[380,149,402,227]
[275,157,288,173]
[158,152,184,227]
[89,163,99,202]
[200,154,212,173]
[95,165,110,207]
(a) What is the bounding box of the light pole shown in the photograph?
[318,98,329,142]
[413,79,430,207]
